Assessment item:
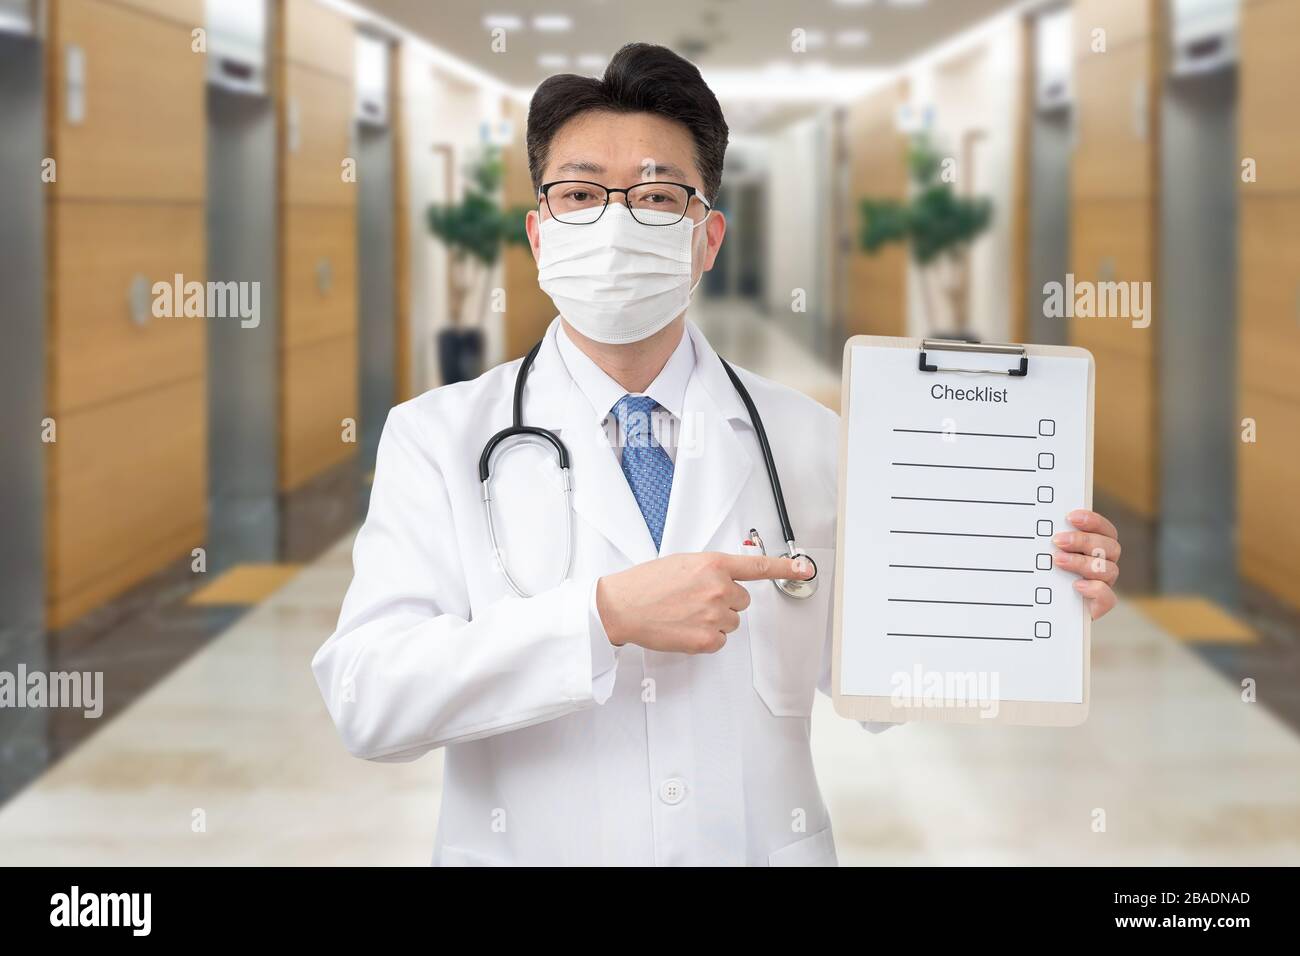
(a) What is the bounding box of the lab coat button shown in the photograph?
[659,778,686,805]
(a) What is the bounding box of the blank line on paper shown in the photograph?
[890,529,1035,540]
[889,563,1033,574]
[889,598,1034,608]
[891,461,1036,473]
[885,632,1036,642]
[891,495,1035,506]
[892,428,1038,439]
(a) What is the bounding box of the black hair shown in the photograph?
[526,42,729,202]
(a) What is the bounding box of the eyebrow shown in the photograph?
[553,160,691,182]
[556,161,605,176]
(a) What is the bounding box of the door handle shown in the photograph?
[128,274,152,327]
[315,257,333,295]
[66,44,86,125]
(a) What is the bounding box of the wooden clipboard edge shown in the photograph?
[830,336,1095,728]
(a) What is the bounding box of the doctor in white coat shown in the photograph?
[312,43,1123,866]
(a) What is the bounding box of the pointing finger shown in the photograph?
[721,553,814,582]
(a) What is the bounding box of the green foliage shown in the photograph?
[859,134,993,265]
[426,147,532,267]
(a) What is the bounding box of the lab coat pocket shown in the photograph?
[768,826,838,867]
[747,546,835,718]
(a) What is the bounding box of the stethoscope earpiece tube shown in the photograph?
[719,359,817,599]
[479,337,815,601]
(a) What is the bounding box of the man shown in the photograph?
[312,43,1122,866]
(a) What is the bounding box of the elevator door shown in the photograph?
[1026,108,1072,346]
[207,87,279,569]
[1159,68,1238,601]
[356,123,396,470]
[0,28,47,802]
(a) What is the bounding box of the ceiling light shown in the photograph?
[832,0,873,7]
[533,14,573,32]
[836,29,871,47]
[537,53,570,69]
[482,14,523,30]
[576,54,606,70]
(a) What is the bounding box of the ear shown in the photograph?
[699,210,727,272]
[525,207,542,264]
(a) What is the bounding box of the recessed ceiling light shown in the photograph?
[576,54,607,70]
[482,14,523,30]
[533,14,573,32]
[802,30,828,49]
[538,53,570,69]
[832,0,872,7]
[836,29,871,47]
[888,0,929,7]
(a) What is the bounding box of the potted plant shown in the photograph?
[859,133,993,340]
[427,147,533,384]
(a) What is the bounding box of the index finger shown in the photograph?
[719,553,812,582]
[1067,509,1118,540]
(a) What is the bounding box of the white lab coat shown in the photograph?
[312,319,854,866]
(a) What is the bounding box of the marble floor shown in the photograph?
[2,302,1298,865]
[2,530,1298,865]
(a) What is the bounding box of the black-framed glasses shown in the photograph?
[539,180,711,226]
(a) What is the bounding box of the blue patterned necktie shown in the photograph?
[612,394,675,552]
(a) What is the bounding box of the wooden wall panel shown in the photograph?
[1068,199,1157,360]
[1071,45,1156,201]
[501,96,557,360]
[1070,0,1158,59]
[1237,0,1300,609]
[283,64,358,206]
[110,0,203,26]
[281,335,359,491]
[1237,388,1300,608]
[1238,195,1300,404]
[843,82,909,339]
[47,0,205,202]
[283,0,355,80]
[46,378,206,629]
[1091,346,1158,516]
[282,203,358,350]
[45,0,208,627]
[49,201,205,413]
[1238,0,1300,195]
[1068,0,1160,518]
[276,0,358,491]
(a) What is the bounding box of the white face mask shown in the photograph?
[537,202,710,344]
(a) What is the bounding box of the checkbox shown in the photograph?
[1036,553,1053,571]
[1035,587,1052,605]
[1037,519,1053,536]
[1034,621,1051,639]
[1039,419,1055,437]
[1037,486,1054,503]
[1038,452,1055,470]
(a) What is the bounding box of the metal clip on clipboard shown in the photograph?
[917,339,1029,377]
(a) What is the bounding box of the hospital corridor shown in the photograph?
[2,0,1300,874]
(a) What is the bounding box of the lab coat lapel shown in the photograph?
[517,324,661,568]
[657,328,754,557]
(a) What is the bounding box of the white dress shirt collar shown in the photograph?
[555,320,696,422]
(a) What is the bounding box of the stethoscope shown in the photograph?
[479,338,819,601]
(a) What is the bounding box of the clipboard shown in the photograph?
[831,336,1095,727]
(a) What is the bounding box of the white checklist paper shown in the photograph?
[838,344,1091,705]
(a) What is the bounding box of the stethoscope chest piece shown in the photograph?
[749,529,818,599]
